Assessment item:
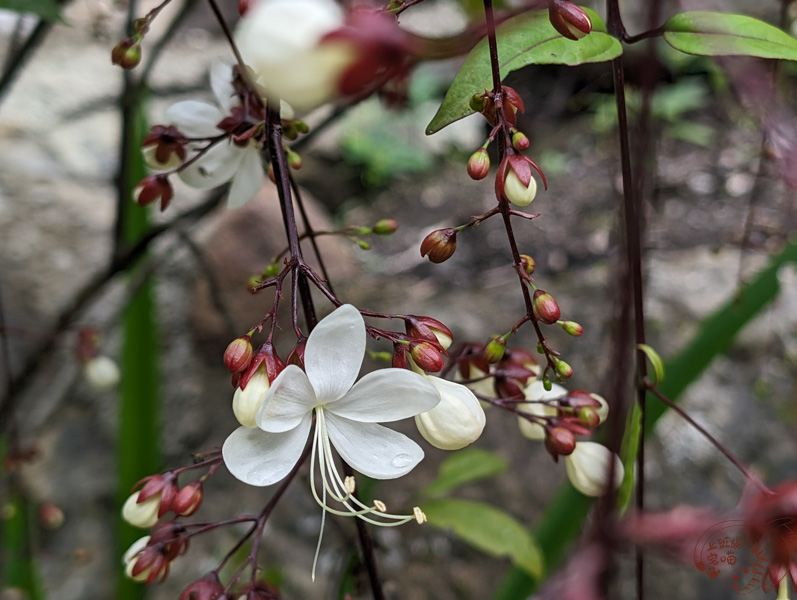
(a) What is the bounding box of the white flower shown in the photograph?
[235,0,355,113]
[591,393,609,424]
[232,363,271,428]
[504,168,537,206]
[516,381,567,440]
[223,304,440,521]
[565,441,624,497]
[122,491,160,529]
[455,364,495,399]
[83,355,120,390]
[415,378,486,450]
[164,61,265,210]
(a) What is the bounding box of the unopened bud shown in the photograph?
[555,358,573,378]
[504,167,537,207]
[179,573,225,600]
[263,263,280,277]
[224,336,253,374]
[469,93,488,112]
[560,320,583,336]
[410,341,444,372]
[578,407,600,429]
[372,218,398,235]
[549,0,593,41]
[83,356,120,390]
[467,149,490,180]
[39,502,65,529]
[357,240,371,250]
[484,335,506,364]
[287,149,302,170]
[133,175,173,211]
[406,316,454,351]
[542,373,552,391]
[520,254,536,275]
[238,0,252,16]
[420,228,457,264]
[172,482,203,517]
[545,425,576,457]
[122,491,160,528]
[512,131,530,151]
[533,290,561,324]
[111,38,141,69]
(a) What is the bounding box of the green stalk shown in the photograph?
[115,92,161,600]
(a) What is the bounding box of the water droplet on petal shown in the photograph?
[391,453,412,469]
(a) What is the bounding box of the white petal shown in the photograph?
[209,60,238,114]
[257,365,317,433]
[564,442,624,497]
[222,417,312,486]
[324,414,424,479]
[304,304,365,402]
[516,401,557,441]
[226,148,265,209]
[178,143,243,190]
[164,101,224,138]
[329,369,440,422]
[523,380,568,401]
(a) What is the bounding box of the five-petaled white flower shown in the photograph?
[163,61,266,210]
[223,304,440,528]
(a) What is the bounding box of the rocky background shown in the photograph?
[0,1,796,599]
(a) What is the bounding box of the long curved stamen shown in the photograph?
[312,408,419,526]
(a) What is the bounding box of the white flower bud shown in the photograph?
[504,169,537,207]
[122,491,160,529]
[591,393,609,424]
[122,535,151,581]
[415,378,486,450]
[564,441,624,497]
[235,0,356,112]
[232,363,271,428]
[83,356,120,390]
[517,381,566,440]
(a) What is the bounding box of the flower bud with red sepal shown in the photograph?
[560,320,584,336]
[548,0,592,41]
[142,125,187,170]
[134,175,173,212]
[496,154,547,207]
[420,228,457,263]
[533,290,561,324]
[484,335,507,364]
[173,481,203,517]
[512,130,530,151]
[520,254,536,276]
[179,572,225,600]
[405,315,453,351]
[410,341,445,373]
[545,425,576,459]
[224,335,254,374]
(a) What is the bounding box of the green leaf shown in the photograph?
[616,401,642,514]
[637,343,665,385]
[493,239,797,600]
[422,448,507,497]
[0,0,63,21]
[663,12,797,61]
[424,499,543,578]
[426,8,622,134]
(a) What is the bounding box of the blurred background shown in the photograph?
[0,0,796,598]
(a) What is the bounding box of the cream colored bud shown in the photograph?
[504,169,537,207]
[517,381,566,440]
[84,356,120,390]
[122,491,160,529]
[591,393,609,424]
[415,378,486,450]
[564,441,624,497]
[232,363,270,428]
[122,536,151,581]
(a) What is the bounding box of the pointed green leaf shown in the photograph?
[0,0,63,22]
[424,499,544,578]
[663,12,797,60]
[426,8,622,134]
[616,400,642,514]
[422,448,507,497]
